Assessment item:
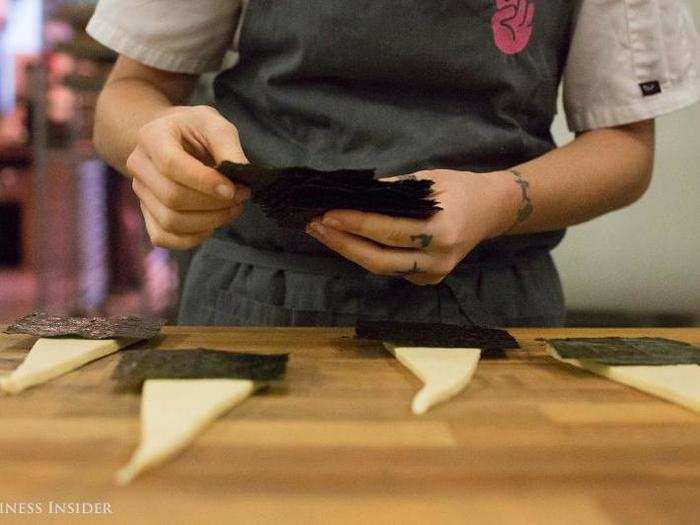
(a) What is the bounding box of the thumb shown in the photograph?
[195,108,253,202]
[199,109,250,166]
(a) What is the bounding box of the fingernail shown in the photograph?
[322,217,341,229]
[215,184,235,199]
[306,222,326,236]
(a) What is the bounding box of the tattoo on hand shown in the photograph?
[394,261,426,277]
[506,169,533,232]
[410,233,433,249]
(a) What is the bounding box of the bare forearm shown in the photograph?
[94,80,172,174]
[93,57,196,175]
[499,120,655,235]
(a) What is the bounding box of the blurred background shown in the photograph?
[0,0,698,326]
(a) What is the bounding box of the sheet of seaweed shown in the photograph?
[5,312,163,340]
[112,348,289,392]
[355,320,518,353]
[544,337,700,366]
[217,161,441,229]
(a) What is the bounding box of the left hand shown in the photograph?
[306,169,521,285]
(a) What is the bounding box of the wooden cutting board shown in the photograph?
[0,327,698,524]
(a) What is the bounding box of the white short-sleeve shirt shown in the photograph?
[86,0,700,132]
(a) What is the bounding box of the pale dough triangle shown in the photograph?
[547,345,700,413]
[384,343,481,415]
[115,378,255,485]
[0,337,135,394]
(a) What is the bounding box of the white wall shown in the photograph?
[551,0,700,319]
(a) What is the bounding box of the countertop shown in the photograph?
[0,327,698,524]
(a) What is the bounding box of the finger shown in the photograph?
[306,221,433,277]
[139,124,237,201]
[321,210,436,250]
[233,184,252,202]
[140,204,210,250]
[380,174,418,183]
[196,107,249,165]
[135,180,241,234]
[380,169,433,183]
[128,149,245,211]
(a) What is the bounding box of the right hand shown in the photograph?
[127,105,251,250]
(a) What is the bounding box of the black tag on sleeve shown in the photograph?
[639,81,662,97]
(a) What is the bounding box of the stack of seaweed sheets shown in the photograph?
[216,161,441,229]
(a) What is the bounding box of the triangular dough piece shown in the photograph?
[384,343,481,415]
[547,345,700,413]
[0,337,135,394]
[115,379,255,485]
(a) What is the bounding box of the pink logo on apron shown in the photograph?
[491,0,535,55]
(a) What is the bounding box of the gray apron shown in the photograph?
[180,0,574,327]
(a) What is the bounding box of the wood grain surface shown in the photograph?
[0,327,698,525]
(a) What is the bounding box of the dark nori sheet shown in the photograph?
[355,320,518,352]
[5,312,163,340]
[112,348,289,391]
[544,337,700,366]
[217,161,441,229]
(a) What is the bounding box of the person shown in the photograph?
[88,0,700,327]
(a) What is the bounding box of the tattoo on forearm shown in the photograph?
[410,233,433,248]
[506,169,533,232]
[394,261,426,277]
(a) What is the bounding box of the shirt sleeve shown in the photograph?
[563,0,700,132]
[86,0,242,74]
